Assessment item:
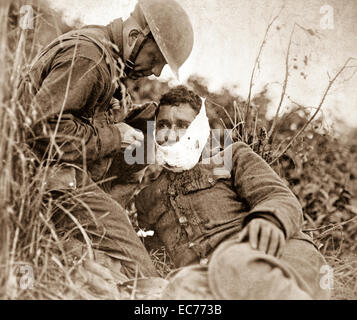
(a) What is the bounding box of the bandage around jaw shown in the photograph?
[155,97,210,171]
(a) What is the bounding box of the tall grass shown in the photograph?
[0,1,99,300]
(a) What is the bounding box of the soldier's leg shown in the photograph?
[162,238,330,299]
[161,265,215,300]
[279,237,331,299]
[54,172,158,279]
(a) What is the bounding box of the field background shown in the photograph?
[0,0,356,299]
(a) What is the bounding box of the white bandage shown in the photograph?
[155,98,210,172]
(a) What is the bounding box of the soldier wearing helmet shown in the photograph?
[123,0,194,80]
[19,0,193,296]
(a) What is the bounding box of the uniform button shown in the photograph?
[168,187,176,196]
[200,258,209,266]
[208,177,214,184]
[179,216,188,225]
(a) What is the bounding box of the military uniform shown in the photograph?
[19,19,158,279]
[135,142,331,299]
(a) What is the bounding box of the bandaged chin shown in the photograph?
[155,97,210,172]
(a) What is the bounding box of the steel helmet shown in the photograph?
[137,0,194,79]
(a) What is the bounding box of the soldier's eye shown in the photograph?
[177,121,190,129]
[156,121,169,130]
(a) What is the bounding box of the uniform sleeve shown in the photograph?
[231,142,303,239]
[29,56,122,164]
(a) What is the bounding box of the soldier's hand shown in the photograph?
[237,218,285,257]
[115,122,144,151]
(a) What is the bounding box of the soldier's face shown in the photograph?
[155,103,197,146]
[128,38,166,80]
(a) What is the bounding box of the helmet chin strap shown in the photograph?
[124,25,151,76]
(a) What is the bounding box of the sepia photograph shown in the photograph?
[0,0,356,304]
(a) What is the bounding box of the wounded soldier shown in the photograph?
[134,86,331,300]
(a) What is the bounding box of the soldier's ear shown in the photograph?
[128,29,140,47]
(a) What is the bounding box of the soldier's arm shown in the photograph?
[29,56,122,163]
[231,142,303,239]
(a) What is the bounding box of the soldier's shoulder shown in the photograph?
[53,28,112,66]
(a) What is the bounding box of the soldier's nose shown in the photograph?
[152,63,165,77]
[165,130,179,145]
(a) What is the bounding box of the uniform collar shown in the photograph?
[106,18,124,63]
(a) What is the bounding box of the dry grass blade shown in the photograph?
[55,203,94,261]
[246,8,283,141]
[267,23,296,143]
